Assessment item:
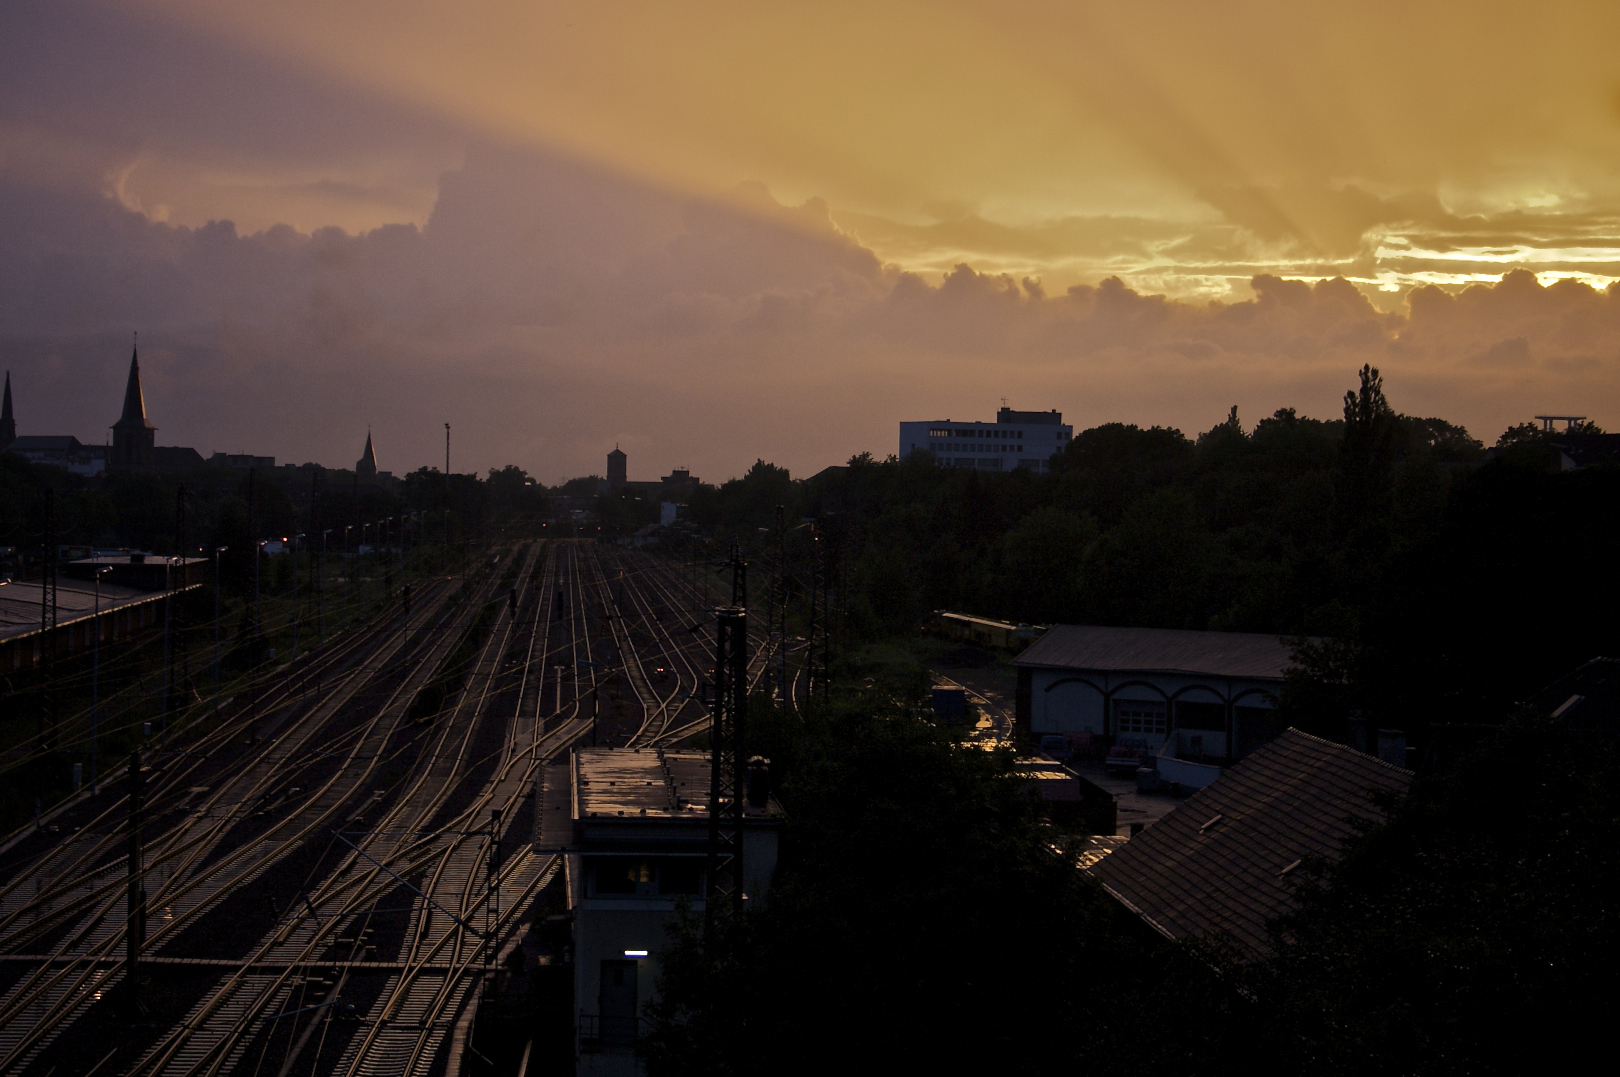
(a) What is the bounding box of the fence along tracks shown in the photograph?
[0,541,754,1075]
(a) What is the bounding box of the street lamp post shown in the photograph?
[384,517,394,607]
[254,539,264,660]
[213,546,227,718]
[161,556,180,747]
[252,539,267,743]
[342,525,352,628]
[362,522,372,619]
[91,565,111,788]
[320,529,330,643]
[290,534,302,661]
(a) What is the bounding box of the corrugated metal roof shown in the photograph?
[575,748,703,818]
[1087,728,1412,952]
[1013,624,1304,680]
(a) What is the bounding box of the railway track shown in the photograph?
[0,540,771,1075]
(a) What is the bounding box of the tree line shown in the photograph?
[673,366,1619,753]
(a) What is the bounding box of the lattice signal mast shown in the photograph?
[707,549,748,921]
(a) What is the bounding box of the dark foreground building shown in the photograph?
[1084,728,1413,952]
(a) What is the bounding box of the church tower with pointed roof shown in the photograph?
[1,372,15,449]
[356,430,379,481]
[110,342,156,471]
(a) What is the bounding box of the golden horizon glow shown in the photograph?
[115,0,1620,302]
[4,1,1620,479]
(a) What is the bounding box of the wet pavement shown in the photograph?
[1066,760,1180,836]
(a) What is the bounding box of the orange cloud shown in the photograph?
[3,148,1617,482]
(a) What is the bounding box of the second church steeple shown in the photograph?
[110,338,156,470]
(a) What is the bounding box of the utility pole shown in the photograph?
[342,526,352,629]
[775,505,786,698]
[320,529,330,644]
[174,483,187,559]
[485,808,502,982]
[310,469,321,642]
[161,558,174,747]
[167,482,185,747]
[805,524,817,702]
[125,749,146,1012]
[706,599,748,926]
[247,468,258,645]
[728,543,747,609]
[252,539,264,744]
[290,534,300,661]
[91,566,110,788]
[39,488,57,746]
[213,546,227,718]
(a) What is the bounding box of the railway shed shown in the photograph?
[0,576,201,675]
[1015,625,1310,771]
[538,746,783,1075]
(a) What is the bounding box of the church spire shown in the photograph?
[110,335,156,470]
[116,337,153,430]
[1,371,15,448]
[356,429,378,479]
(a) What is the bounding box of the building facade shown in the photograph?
[6,436,107,477]
[899,407,1073,473]
[1015,625,1303,769]
[538,747,781,1075]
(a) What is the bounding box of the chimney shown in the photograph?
[1377,729,1407,768]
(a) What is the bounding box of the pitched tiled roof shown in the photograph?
[1087,728,1412,952]
[1013,624,1306,681]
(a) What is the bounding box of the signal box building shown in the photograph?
[1015,625,1303,773]
[899,407,1074,473]
[537,747,782,1076]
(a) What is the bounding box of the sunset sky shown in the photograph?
[3,0,1619,480]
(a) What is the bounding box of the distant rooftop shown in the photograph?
[997,407,1063,425]
[8,435,91,452]
[0,578,168,644]
[574,747,778,820]
[1015,624,1305,681]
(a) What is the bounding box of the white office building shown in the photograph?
[899,407,1073,473]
